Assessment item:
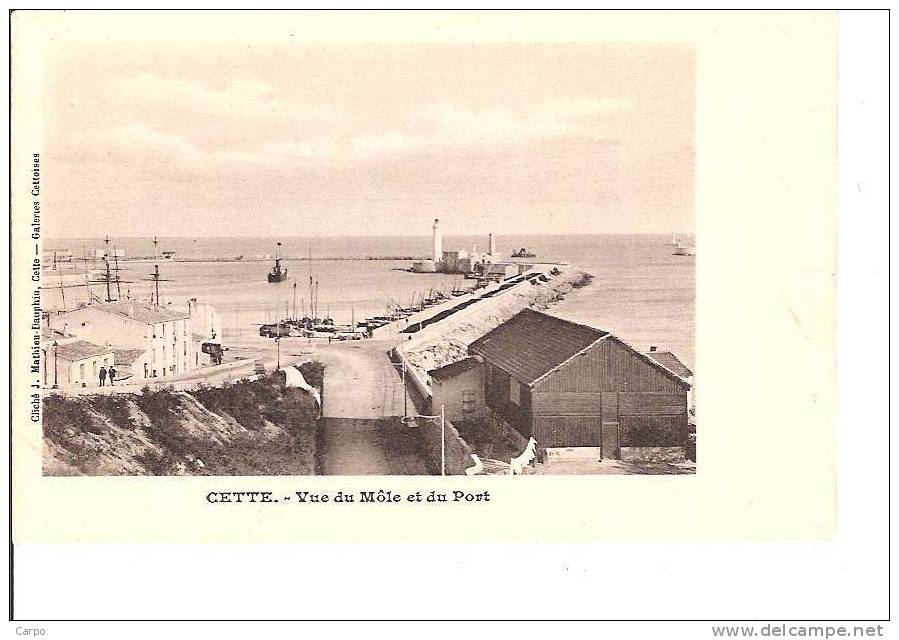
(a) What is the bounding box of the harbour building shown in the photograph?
[40,326,115,387]
[429,309,693,462]
[49,301,195,380]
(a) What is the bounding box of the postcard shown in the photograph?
[10,10,837,542]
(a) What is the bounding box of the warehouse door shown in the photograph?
[601,392,620,460]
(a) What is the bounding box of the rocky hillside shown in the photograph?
[42,364,323,476]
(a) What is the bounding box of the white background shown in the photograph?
[2,7,891,634]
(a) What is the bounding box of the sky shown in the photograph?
[44,43,694,238]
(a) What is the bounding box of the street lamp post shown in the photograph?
[275,336,281,371]
[52,340,58,388]
[391,347,445,475]
[403,405,446,476]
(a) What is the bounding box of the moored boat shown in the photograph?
[673,242,695,257]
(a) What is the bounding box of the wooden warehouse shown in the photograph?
[467,309,691,459]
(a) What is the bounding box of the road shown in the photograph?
[315,339,429,475]
[49,351,309,396]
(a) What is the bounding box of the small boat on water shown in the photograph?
[673,241,695,257]
[267,242,288,283]
[258,323,291,338]
[511,247,537,258]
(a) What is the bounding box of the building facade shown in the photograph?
[429,356,486,423]
[47,340,115,387]
[466,309,691,459]
[48,301,194,380]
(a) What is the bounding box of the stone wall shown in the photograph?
[486,408,529,453]
[415,412,478,476]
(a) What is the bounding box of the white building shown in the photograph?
[48,301,195,380]
[41,326,115,387]
[183,298,221,342]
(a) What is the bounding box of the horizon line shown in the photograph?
[44,231,695,241]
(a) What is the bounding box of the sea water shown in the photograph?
[41,234,695,367]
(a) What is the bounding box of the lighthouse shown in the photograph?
[432,218,442,262]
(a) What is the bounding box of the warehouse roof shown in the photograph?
[90,301,190,324]
[55,340,114,362]
[645,351,693,379]
[429,356,483,383]
[468,309,609,385]
[111,348,146,366]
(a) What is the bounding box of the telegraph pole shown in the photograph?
[440,404,446,476]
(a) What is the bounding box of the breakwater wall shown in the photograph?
[370,272,534,340]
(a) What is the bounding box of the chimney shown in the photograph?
[488,233,496,256]
[649,346,657,352]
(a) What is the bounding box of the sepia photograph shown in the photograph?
[36,39,696,477]
[10,6,888,630]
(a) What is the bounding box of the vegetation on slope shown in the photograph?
[42,365,324,476]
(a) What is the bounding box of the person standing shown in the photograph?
[108,366,117,386]
[98,366,107,387]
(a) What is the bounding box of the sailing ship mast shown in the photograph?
[103,236,112,301]
[81,244,91,303]
[58,270,67,311]
[144,264,172,306]
[112,247,123,300]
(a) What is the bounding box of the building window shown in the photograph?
[510,378,520,405]
[92,360,97,378]
[162,324,166,337]
[144,363,149,378]
[183,342,187,356]
[79,363,85,380]
[462,390,476,413]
